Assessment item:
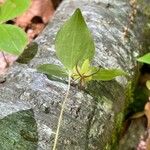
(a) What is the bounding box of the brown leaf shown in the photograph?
[0,0,4,4]
[15,0,54,28]
[130,111,145,119]
[145,102,150,128]
[144,102,150,150]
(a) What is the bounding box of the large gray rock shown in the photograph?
[0,0,147,149]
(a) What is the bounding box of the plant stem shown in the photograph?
[76,64,82,78]
[2,52,9,67]
[52,74,71,150]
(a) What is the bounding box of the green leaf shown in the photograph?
[55,8,95,70]
[0,24,28,55]
[72,59,93,82]
[137,53,150,64]
[81,59,91,74]
[37,64,68,78]
[146,80,150,90]
[0,0,30,23]
[17,42,38,64]
[92,68,127,81]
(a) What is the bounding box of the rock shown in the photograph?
[0,109,38,150]
[0,0,148,149]
[119,117,147,150]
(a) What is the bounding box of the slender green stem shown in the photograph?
[2,52,9,67]
[52,74,71,150]
[83,68,100,78]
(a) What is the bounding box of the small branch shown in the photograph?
[52,74,71,150]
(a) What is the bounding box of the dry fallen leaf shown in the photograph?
[130,111,145,119]
[15,0,54,28]
[144,101,150,150]
[0,0,4,4]
[135,101,150,150]
[145,102,150,128]
[146,81,150,91]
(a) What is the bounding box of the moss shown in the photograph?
[0,109,38,150]
[141,26,150,51]
[109,112,124,150]
[137,0,150,52]
[143,5,150,16]
[107,80,149,149]
[102,1,150,149]
[125,86,148,118]
[104,73,145,149]
[87,67,148,149]
[137,0,150,16]
[104,113,124,150]
[107,81,136,149]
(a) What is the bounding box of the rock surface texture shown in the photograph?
[0,0,147,149]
